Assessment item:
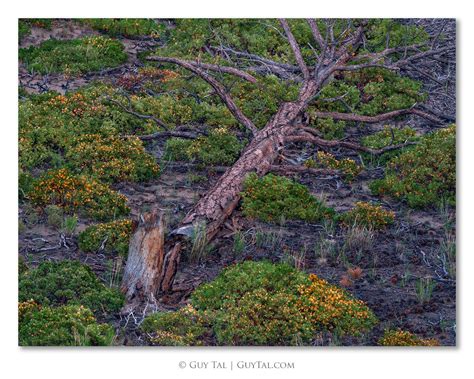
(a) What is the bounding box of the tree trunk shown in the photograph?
[121,210,182,304]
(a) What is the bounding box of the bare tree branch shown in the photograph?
[147,56,257,83]
[279,19,310,79]
[307,19,325,50]
[313,107,444,124]
[147,56,258,136]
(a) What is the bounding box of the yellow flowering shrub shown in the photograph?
[341,201,395,229]
[297,274,378,336]
[29,168,130,221]
[378,329,440,346]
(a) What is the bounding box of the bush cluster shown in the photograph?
[19,36,127,74]
[378,329,439,346]
[370,125,456,208]
[340,201,395,230]
[28,168,130,221]
[241,173,334,223]
[19,301,115,346]
[142,261,377,346]
[78,219,133,256]
[19,260,124,314]
[19,86,156,172]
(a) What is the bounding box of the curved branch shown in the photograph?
[286,131,417,155]
[147,56,258,136]
[147,56,257,83]
[105,96,169,130]
[279,19,310,79]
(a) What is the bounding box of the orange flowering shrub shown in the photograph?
[29,168,130,221]
[378,329,440,346]
[46,92,107,118]
[341,201,395,229]
[66,134,159,183]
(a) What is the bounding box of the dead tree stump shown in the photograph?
[121,209,181,305]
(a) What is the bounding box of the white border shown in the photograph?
[2,2,471,378]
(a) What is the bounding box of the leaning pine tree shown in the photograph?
[121,19,454,305]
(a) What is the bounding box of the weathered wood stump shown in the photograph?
[121,209,181,305]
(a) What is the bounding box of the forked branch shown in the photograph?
[147,56,258,135]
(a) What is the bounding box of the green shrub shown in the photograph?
[141,305,210,346]
[361,126,419,164]
[79,219,133,256]
[241,173,334,223]
[340,201,395,230]
[18,260,124,314]
[370,125,456,208]
[164,127,243,165]
[19,301,114,346]
[192,261,307,311]
[28,168,130,221]
[66,134,159,183]
[310,117,346,140]
[81,18,163,37]
[19,36,127,74]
